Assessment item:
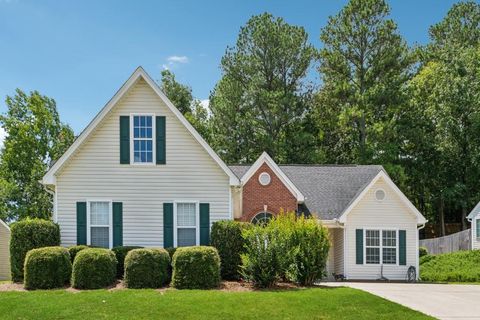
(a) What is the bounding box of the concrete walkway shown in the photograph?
[322,282,480,320]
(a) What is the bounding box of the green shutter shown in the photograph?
[163,203,173,248]
[113,202,123,247]
[120,116,130,164]
[200,203,210,245]
[399,230,406,265]
[356,229,363,264]
[76,202,87,245]
[156,116,166,164]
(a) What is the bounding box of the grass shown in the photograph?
[0,287,432,319]
[420,250,480,283]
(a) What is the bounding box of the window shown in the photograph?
[132,115,153,163]
[365,229,397,265]
[251,212,273,226]
[476,219,480,239]
[258,172,271,186]
[175,202,198,247]
[89,201,111,248]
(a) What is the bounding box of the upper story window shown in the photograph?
[132,115,153,163]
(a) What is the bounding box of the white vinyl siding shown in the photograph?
[473,216,480,250]
[0,220,10,280]
[333,228,344,275]
[344,177,419,280]
[55,79,230,247]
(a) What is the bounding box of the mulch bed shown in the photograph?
[0,280,303,292]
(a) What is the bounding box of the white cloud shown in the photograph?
[167,56,189,64]
[200,99,209,110]
[0,127,6,150]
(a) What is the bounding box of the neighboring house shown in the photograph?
[0,219,10,280]
[41,67,427,281]
[467,202,480,250]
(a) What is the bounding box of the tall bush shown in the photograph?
[111,246,143,278]
[241,212,330,287]
[171,246,221,289]
[24,246,71,290]
[124,248,170,288]
[71,248,117,289]
[10,218,60,282]
[211,220,252,280]
[68,245,89,263]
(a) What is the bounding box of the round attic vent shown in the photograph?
[375,189,386,201]
[258,172,271,186]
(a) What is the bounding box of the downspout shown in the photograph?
[416,222,427,280]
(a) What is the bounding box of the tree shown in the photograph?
[160,70,211,142]
[209,13,317,164]
[160,69,193,115]
[0,90,74,221]
[316,0,412,164]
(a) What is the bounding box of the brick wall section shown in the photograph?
[240,162,298,222]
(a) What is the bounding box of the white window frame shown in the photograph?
[173,201,200,247]
[364,228,398,266]
[86,200,113,249]
[130,113,156,165]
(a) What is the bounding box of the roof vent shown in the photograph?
[258,172,271,186]
[375,189,386,201]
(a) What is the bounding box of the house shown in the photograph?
[0,219,10,280]
[41,67,427,280]
[467,202,480,250]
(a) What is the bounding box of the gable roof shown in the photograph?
[237,152,305,202]
[42,67,240,186]
[467,201,480,220]
[337,170,427,224]
[230,162,427,224]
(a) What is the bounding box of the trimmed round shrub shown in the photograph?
[419,246,428,258]
[71,248,117,289]
[111,246,143,278]
[211,220,252,280]
[124,248,170,288]
[172,246,220,289]
[24,246,71,289]
[10,218,61,282]
[68,245,89,263]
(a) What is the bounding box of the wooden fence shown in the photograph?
[419,229,471,255]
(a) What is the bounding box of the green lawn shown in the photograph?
[0,287,432,319]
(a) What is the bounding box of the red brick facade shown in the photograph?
[240,162,298,222]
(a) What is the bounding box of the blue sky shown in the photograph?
[0,0,464,142]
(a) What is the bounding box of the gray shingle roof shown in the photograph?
[229,164,383,220]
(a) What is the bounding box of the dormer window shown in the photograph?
[132,115,154,164]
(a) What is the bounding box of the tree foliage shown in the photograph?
[0,90,74,221]
[209,13,318,164]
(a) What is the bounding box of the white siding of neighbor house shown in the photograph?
[55,78,231,247]
[344,177,419,280]
[333,228,344,275]
[0,220,10,280]
[472,215,480,250]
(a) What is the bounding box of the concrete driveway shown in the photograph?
[322,282,480,320]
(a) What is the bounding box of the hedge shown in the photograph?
[124,248,170,288]
[24,246,72,290]
[171,246,220,289]
[211,220,251,280]
[10,219,61,282]
[111,246,143,278]
[71,248,117,289]
[420,250,480,282]
[68,245,89,263]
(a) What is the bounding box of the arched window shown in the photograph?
[251,212,273,225]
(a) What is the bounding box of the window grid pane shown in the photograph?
[133,115,153,163]
[90,202,109,226]
[177,228,196,247]
[366,247,380,264]
[382,230,396,247]
[366,230,380,246]
[382,248,397,264]
[91,227,109,248]
[177,203,196,226]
